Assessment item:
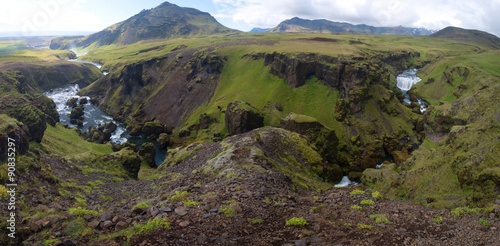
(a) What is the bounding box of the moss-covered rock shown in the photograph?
[142,120,165,137]
[66,98,78,108]
[108,148,142,179]
[157,133,170,149]
[69,105,85,120]
[138,142,156,168]
[225,101,264,136]
[280,113,339,165]
[0,114,30,161]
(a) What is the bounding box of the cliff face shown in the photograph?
[80,48,224,128]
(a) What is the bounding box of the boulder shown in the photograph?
[89,97,99,105]
[69,105,84,119]
[138,142,156,168]
[225,101,264,135]
[142,120,164,136]
[158,133,170,149]
[199,113,213,129]
[79,97,88,105]
[129,125,142,136]
[66,98,78,108]
[108,149,142,179]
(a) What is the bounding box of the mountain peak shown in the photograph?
[431,26,500,49]
[51,1,237,50]
[268,17,434,36]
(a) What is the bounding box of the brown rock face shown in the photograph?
[138,142,156,168]
[225,101,264,136]
[280,113,339,164]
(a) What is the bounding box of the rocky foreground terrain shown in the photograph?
[5,127,499,246]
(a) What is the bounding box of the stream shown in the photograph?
[375,68,426,170]
[44,60,167,165]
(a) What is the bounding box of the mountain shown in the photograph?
[268,17,434,35]
[50,2,237,50]
[431,26,500,49]
[249,27,271,33]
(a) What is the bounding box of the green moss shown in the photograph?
[285,217,307,226]
[350,189,365,195]
[69,208,99,216]
[370,214,391,224]
[137,218,171,233]
[357,223,375,230]
[133,202,150,209]
[248,218,263,224]
[432,216,444,223]
[360,200,375,205]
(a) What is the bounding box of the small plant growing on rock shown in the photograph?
[112,177,124,183]
[248,218,263,224]
[264,198,272,204]
[370,214,391,224]
[133,202,150,209]
[69,207,99,216]
[357,223,375,230]
[360,200,375,205]
[138,218,171,233]
[372,191,384,199]
[170,190,190,202]
[478,219,491,227]
[344,223,352,227]
[432,216,444,223]
[351,205,362,211]
[183,200,200,207]
[286,217,307,226]
[220,205,237,217]
[350,189,365,195]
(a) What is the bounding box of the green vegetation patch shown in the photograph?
[286,217,307,226]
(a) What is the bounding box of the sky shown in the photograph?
[0,0,499,37]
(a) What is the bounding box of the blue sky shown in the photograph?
[0,0,499,37]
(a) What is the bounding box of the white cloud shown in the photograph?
[212,0,500,36]
[0,0,110,37]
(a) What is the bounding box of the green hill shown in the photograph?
[431,26,500,49]
[267,17,434,35]
[49,1,237,51]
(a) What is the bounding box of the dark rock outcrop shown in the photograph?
[66,98,78,108]
[138,142,156,168]
[86,122,117,144]
[108,149,141,179]
[280,113,339,164]
[158,133,170,149]
[225,101,264,136]
[0,115,30,161]
[69,105,85,120]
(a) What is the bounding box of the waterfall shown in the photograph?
[396,68,422,91]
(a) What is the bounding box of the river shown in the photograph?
[44,60,166,164]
